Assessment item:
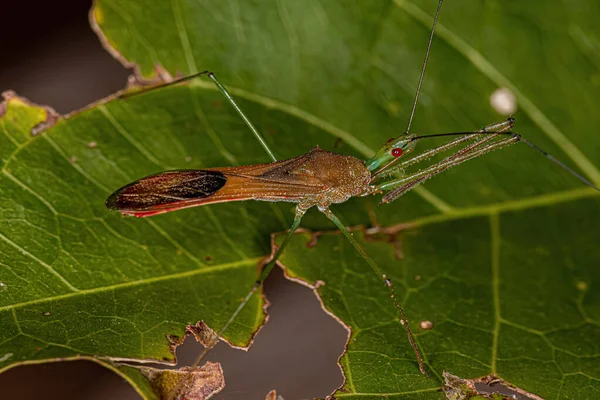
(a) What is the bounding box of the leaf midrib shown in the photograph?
[0,256,261,312]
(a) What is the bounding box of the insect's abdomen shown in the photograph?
[106,170,227,214]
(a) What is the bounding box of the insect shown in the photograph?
[106,0,599,381]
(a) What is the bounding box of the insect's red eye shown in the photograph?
[391,148,403,157]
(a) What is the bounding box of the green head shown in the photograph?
[366,135,417,174]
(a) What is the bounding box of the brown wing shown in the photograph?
[106,153,326,217]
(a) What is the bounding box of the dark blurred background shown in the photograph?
[0,1,346,398]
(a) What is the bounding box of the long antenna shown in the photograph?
[404,0,444,135]
[515,135,600,193]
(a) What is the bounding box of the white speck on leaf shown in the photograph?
[0,353,13,363]
[490,87,517,115]
[420,320,433,330]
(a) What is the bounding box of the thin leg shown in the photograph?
[376,132,513,193]
[371,119,515,181]
[381,135,519,203]
[399,134,478,170]
[120,70,278,162]
[396,119,515,173]
[119,71,213,99]
[383,135,516,198]
[167,206,306,400]
[321,207,428,375]
[388,119,517,179]
[207,73,277,162]
[217,205,306,336]
[376,136,496,192]
[372,134,479,181]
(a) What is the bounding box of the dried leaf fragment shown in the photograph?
[265,389,286,400]
[139,362,225,400]
[443,371,481,400]
[186,321,219,349]
[443,372,544,400]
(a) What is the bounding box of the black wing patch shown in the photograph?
[106,170,227,211]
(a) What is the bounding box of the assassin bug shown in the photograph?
[106,0,599,379]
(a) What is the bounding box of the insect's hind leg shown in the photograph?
[119,70,213,99]
[206,72,277,162]
[321,207,428,374]
[203,205,306,339]
[120,70,278,162]
[179,206,306,362]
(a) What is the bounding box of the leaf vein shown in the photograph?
[171,0,198,73]
[490,212,501,374]
[0,256,261,313]
[99,105,164,168]
[0,231,78,292]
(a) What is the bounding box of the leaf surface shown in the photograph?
[1,0,599,398]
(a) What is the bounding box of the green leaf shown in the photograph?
[1,0,599,399]
[0,93,273,371]
[278,201,600,398]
